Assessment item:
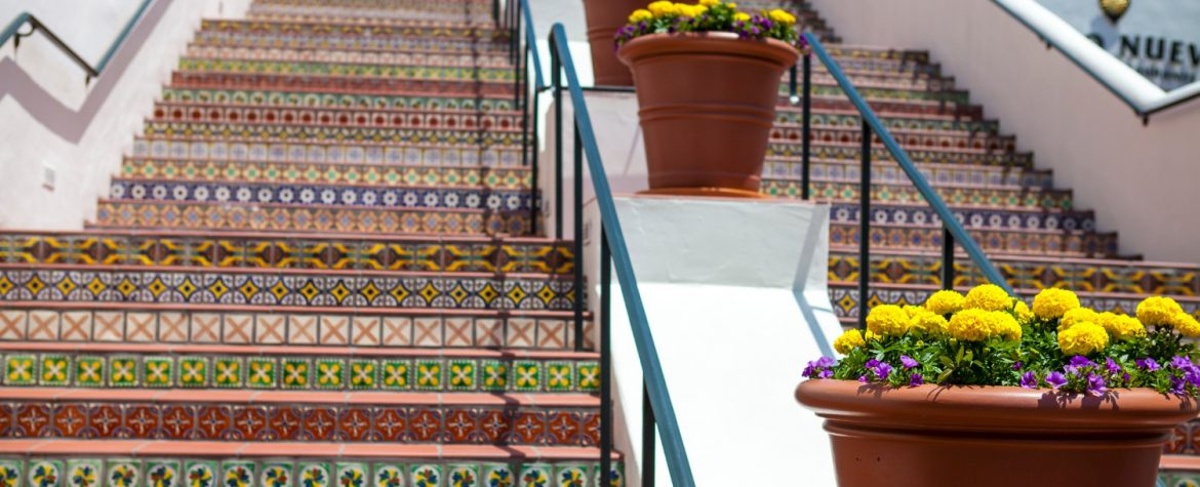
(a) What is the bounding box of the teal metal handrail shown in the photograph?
[549,21,697,487]
[1,0,153,82]
[803,32,1014,296]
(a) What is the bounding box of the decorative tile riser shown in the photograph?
[807,96,984,121]
[1160,471,1200,486]
[121,160,531,190]
[0,269,571,309]
[159,88,518,111]
[0,233,569,272]
[152,105,524,133]
[198,19,503,38]
[827,224,1119,258]
[770,182,1071,211]
[773,126,1016,154]
[0,401,600,446]
[769,143,1032,167]
[192,32,510,53]
[0,458,623,487]
[806,71,954,92]
[789,83,969,105]
[249,8,498,23]
[185,45,515,68]
[108,181,533,212]
[177,59,514,82]
[0,309,590,350]
[828,286,1200,319]
[827,253,1198,296]
[763,159,1053,189]
[0,352,598,392]
[169,72,516,97]
[91,202,531,235]
[778,111,999,135]
[142,123,523,146]
[132,140,525,168]
[828,203,1093,232]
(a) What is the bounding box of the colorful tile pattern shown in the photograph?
[108,180,532,211]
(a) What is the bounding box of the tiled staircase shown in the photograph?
[0,1,621,486]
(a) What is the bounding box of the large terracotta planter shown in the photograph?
[796,379,1198,487]
[618,33,798,197]
[581,0,643,86]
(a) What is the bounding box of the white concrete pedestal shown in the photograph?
[583,195,841,487]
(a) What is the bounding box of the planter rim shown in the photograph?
[617,32,800,67]
[796,379,1198,433]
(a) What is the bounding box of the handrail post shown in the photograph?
[859,120,871,330]
[942,228,955,290]
[530,87,541,236]
[599,225,614,487]
[552,43,564,240]
[573,120,585,350]
[512,0,521,108]
[801,53,812,201]
[642,382,657,487]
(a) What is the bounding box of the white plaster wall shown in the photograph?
[0,0,251,230]
[809,0,1200,264]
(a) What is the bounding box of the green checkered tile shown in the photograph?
[179,358,209,388]
[221,461,255,487]
[513,361,541,392]
[75,356,106,388]
[5,354,36,386]
[447,360,475,391]
[349,361,377,390]
[213,357,243,388]
[414,360,442,391]
[105,460,141,487]
[247,358,277,389]
[577,363,600,392]
[39,355,71,387]
[545,362,573,392]
[259,463,292,487]
[142,357,173,388]
[282,359,310,389]
[183,461,218,487]
[372,464,406,487]
[108,357,139,387]
[381,360,411,390]
[480,361,508,392]
[314,359,344,390]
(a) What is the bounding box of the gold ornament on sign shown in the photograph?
[1100,0,1130,23]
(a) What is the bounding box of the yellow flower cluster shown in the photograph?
[1032,288,1080,319]
[947,308,1021,342]
[629,9,654,22]
[1093,312,1146,340]
[767,8,797,25]
[1014,300,1033,321]
[1058,322,1109,355]
[833,329,865,354]
[865,304,909,337]
[1172,312,1200,338]
[1057,307,1098,332]
[924,290,964,315]
[644,1,721,18]
[962,284,1013,312]
[1137,296,1183,327]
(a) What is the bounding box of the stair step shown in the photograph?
[775,124,1017,153]
[169,71,516,97]
[768,181,1071,211]
[160,87,520,110]
[828,222,1120,258]
[772,141,1033,167]
[763,158,1053,189]
[120,159,532,189]
[247,8,497,25]
[131,138,526,167]
[141,121,522,145]
[185,44,516,68]
[798,83,971,106]
[151,102,524,132]
[829,202,1094,231]
[0,306,590,350]
[192,31,511,53]
[91,201,532,235]
[176,58,516,83]
[778,109,1000,135]
[199,17,502,33]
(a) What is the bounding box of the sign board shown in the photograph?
[1036,0,1200,90]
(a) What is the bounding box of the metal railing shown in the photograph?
[791,32,1014,327]
[1,0,154,83]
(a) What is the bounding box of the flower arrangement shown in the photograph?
[615,1,801,46]
[803,284,1200,396]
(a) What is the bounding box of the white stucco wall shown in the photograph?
[0,0,250,230]
[809,0,1200,264]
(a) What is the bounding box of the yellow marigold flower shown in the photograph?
[698,0,719,5]
[1137,296,1183,327]
[733,12,751,22]
[629,9,654,22]
[864,330,881,341]
[1013,300,1033,321]
[865,304,909,337]
[1057,307,1099,333]
[767,8,797,25]
[833,329,865,354]
[947,308,996,342]
[924,290,964,315]
[993,312,1022,341]
[1032,288,1080,319]
[648,1,677,16]
[1094,312,1146,340]
[1057,322,1109,356]
[726,2,737,8]
[910,311,949,336]
[962,284,1012,312]
[1171,312,1200,338]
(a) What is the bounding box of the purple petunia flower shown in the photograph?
[872,362,893,380]
[818,368,834,379]
[858,375,869,383]
[1171,356,1196,372]
[1086,373,1107,396]
[1045,371,1067,391]
[909,373,924,387]
[1170,377,1186,395]
[900,355,919,370]
[1069,356,1095,367]
[803,356,837,379]
[1011,361,1023,371]
[1136,357,1160,371]
[1105,358,1122,375]
[1020,371,1038,389]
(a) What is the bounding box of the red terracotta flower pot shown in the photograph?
[581,0,643,86]
[617,33,798,197]
[796,379,1198,487]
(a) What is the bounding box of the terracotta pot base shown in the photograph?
[637,187,766,199]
